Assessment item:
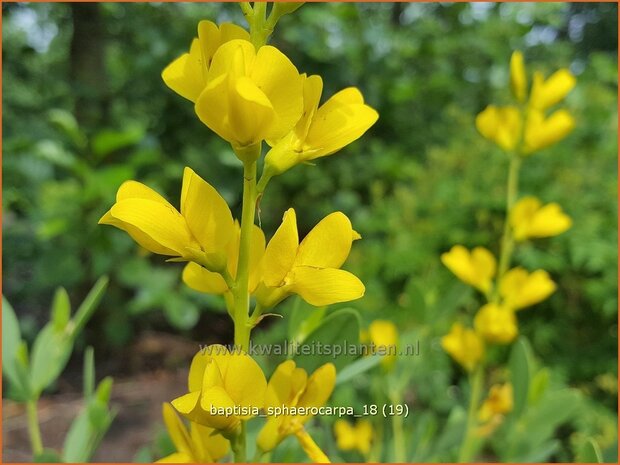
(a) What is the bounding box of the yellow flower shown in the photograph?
[334,419,373,455]
[255,208,365,308]
[478,383,513,422]
[529,69,576,111]
[257,361,335,454]
[263,74,378,177]
[473,303,518,344]
[368,320,398,369]
[195,39,304,155]
[510,196,572,241]
[510,51,527,103]
[99,167,235,271]
[441,323,484,372]
[171,345,266,435]
[441,245,497,294]
[500,267,556,310]
[475,105,522,151]
[524,109,575,154]
[162,20,250,102]
[182,222,265,296]
[157,403,229,463]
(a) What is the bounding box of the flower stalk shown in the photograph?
[458,366,484,462]
[26,400,43,456]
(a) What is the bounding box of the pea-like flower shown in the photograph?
[510,196,572,241]
[368,319,399,370]
[475,105,522,151]
[440,245,496,294]
[473,303,518,344]
[171,344,266,435]
[529,69,576,111]
[162,20,250,102]
[257,360,335,458]
[99,167,235,272]
[255,208,365,308]
[478,383,513,422]
[196,39,304,155]
[262,74,378,179]
[500,267,556,310]
[524,109,575,154]
[157,403,229,463]
[441,323,484,372]
[334,419,373,455]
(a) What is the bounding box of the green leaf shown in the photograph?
[48,108,86,149]
[162,297,200,330]
[51,288,71,332]
[336,355,383,385]
[71,276,109,338]
[83,347,95,399]
[528,367,550,405]
[294,308,361,373]
[2,296,29,396]
[91,125,144,158]
[576,437,603,463]
[95,377,114,404]
[62,402,112,463]
[30,324,73,396]
[509,336,533,419]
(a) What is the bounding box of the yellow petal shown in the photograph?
[162,39,205,103]
[115,180,171,204]
[305,89,378,159]
[294,74,324,142]
[500,267,556,310]
[262,208,299,287]
[295,429,331,463]
[510,196,571,241]
[524,109,575,153]
[157,452,193,463]
[104,198,195,256]
[298,363,336,410]
[510,51,527,103]
[190,422,229,462]
[441,323,484,372]
[265,360,297,409]
[529,69,576,110]
[182,262,228,294]
[290,267,365,306]
[368,320,398,368]
[197,21,249,70]
[181,167,234,259]
[195,74,237,143]
[251,45,304,141]
[475,105,522,151]
[229,76,276,147]
[440,245,496,294]
[257,416,283,453]
[198,386,241,431]
[162,403,193,457]
[334,420,356,451]
[474,303,518,344]
[216,352,267,414]
[295,212,355,269]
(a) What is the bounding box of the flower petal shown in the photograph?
[157,452,193,463]
[298,363,336,409]
[265,360,297,409]
[104,199,194,256]
[295,212,354,269]
[182,262,228,294]
[190,422,229,462]
[262,208,299,287]
[290,267,365,306]
[162,39,205,103]
[115,180,171,204]
[162,403,193,457]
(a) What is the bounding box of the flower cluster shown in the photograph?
[440,52,575,372]
[100,11,378,463]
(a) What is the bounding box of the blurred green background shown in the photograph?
[3,2,617,462]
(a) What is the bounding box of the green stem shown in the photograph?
[231,423,247,462]
[26,400,43,456]
[495,155,521,298]
[390,390,406,462]
[458,367,484,462]
[250,2,269,48]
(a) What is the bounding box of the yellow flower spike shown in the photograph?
[196,39,304,155]
[473,303,518,344]
[334,419,373,455]
[529,69,576,111]
[183,223,266,296]
[475,105,522,151]
[441,323,484,372]
[157,403,229,463]
[171,345,266,435]
[510,196,572,241]
[500,267,557,310]
[162,20,250,103]
[368,320,399,369]
[440,245,497,294]
[478,383,513,423]
[263,74,378,177]
[99,168,235,270]
[524,109,575,154]
[257,361,336,453]
[510,51,527,103]
[255,209,365,308]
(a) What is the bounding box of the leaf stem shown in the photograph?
[26,400,43,457]
[458,366,484,462]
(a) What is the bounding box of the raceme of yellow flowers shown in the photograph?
[441,51,575,372]
[100,9,378,463]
